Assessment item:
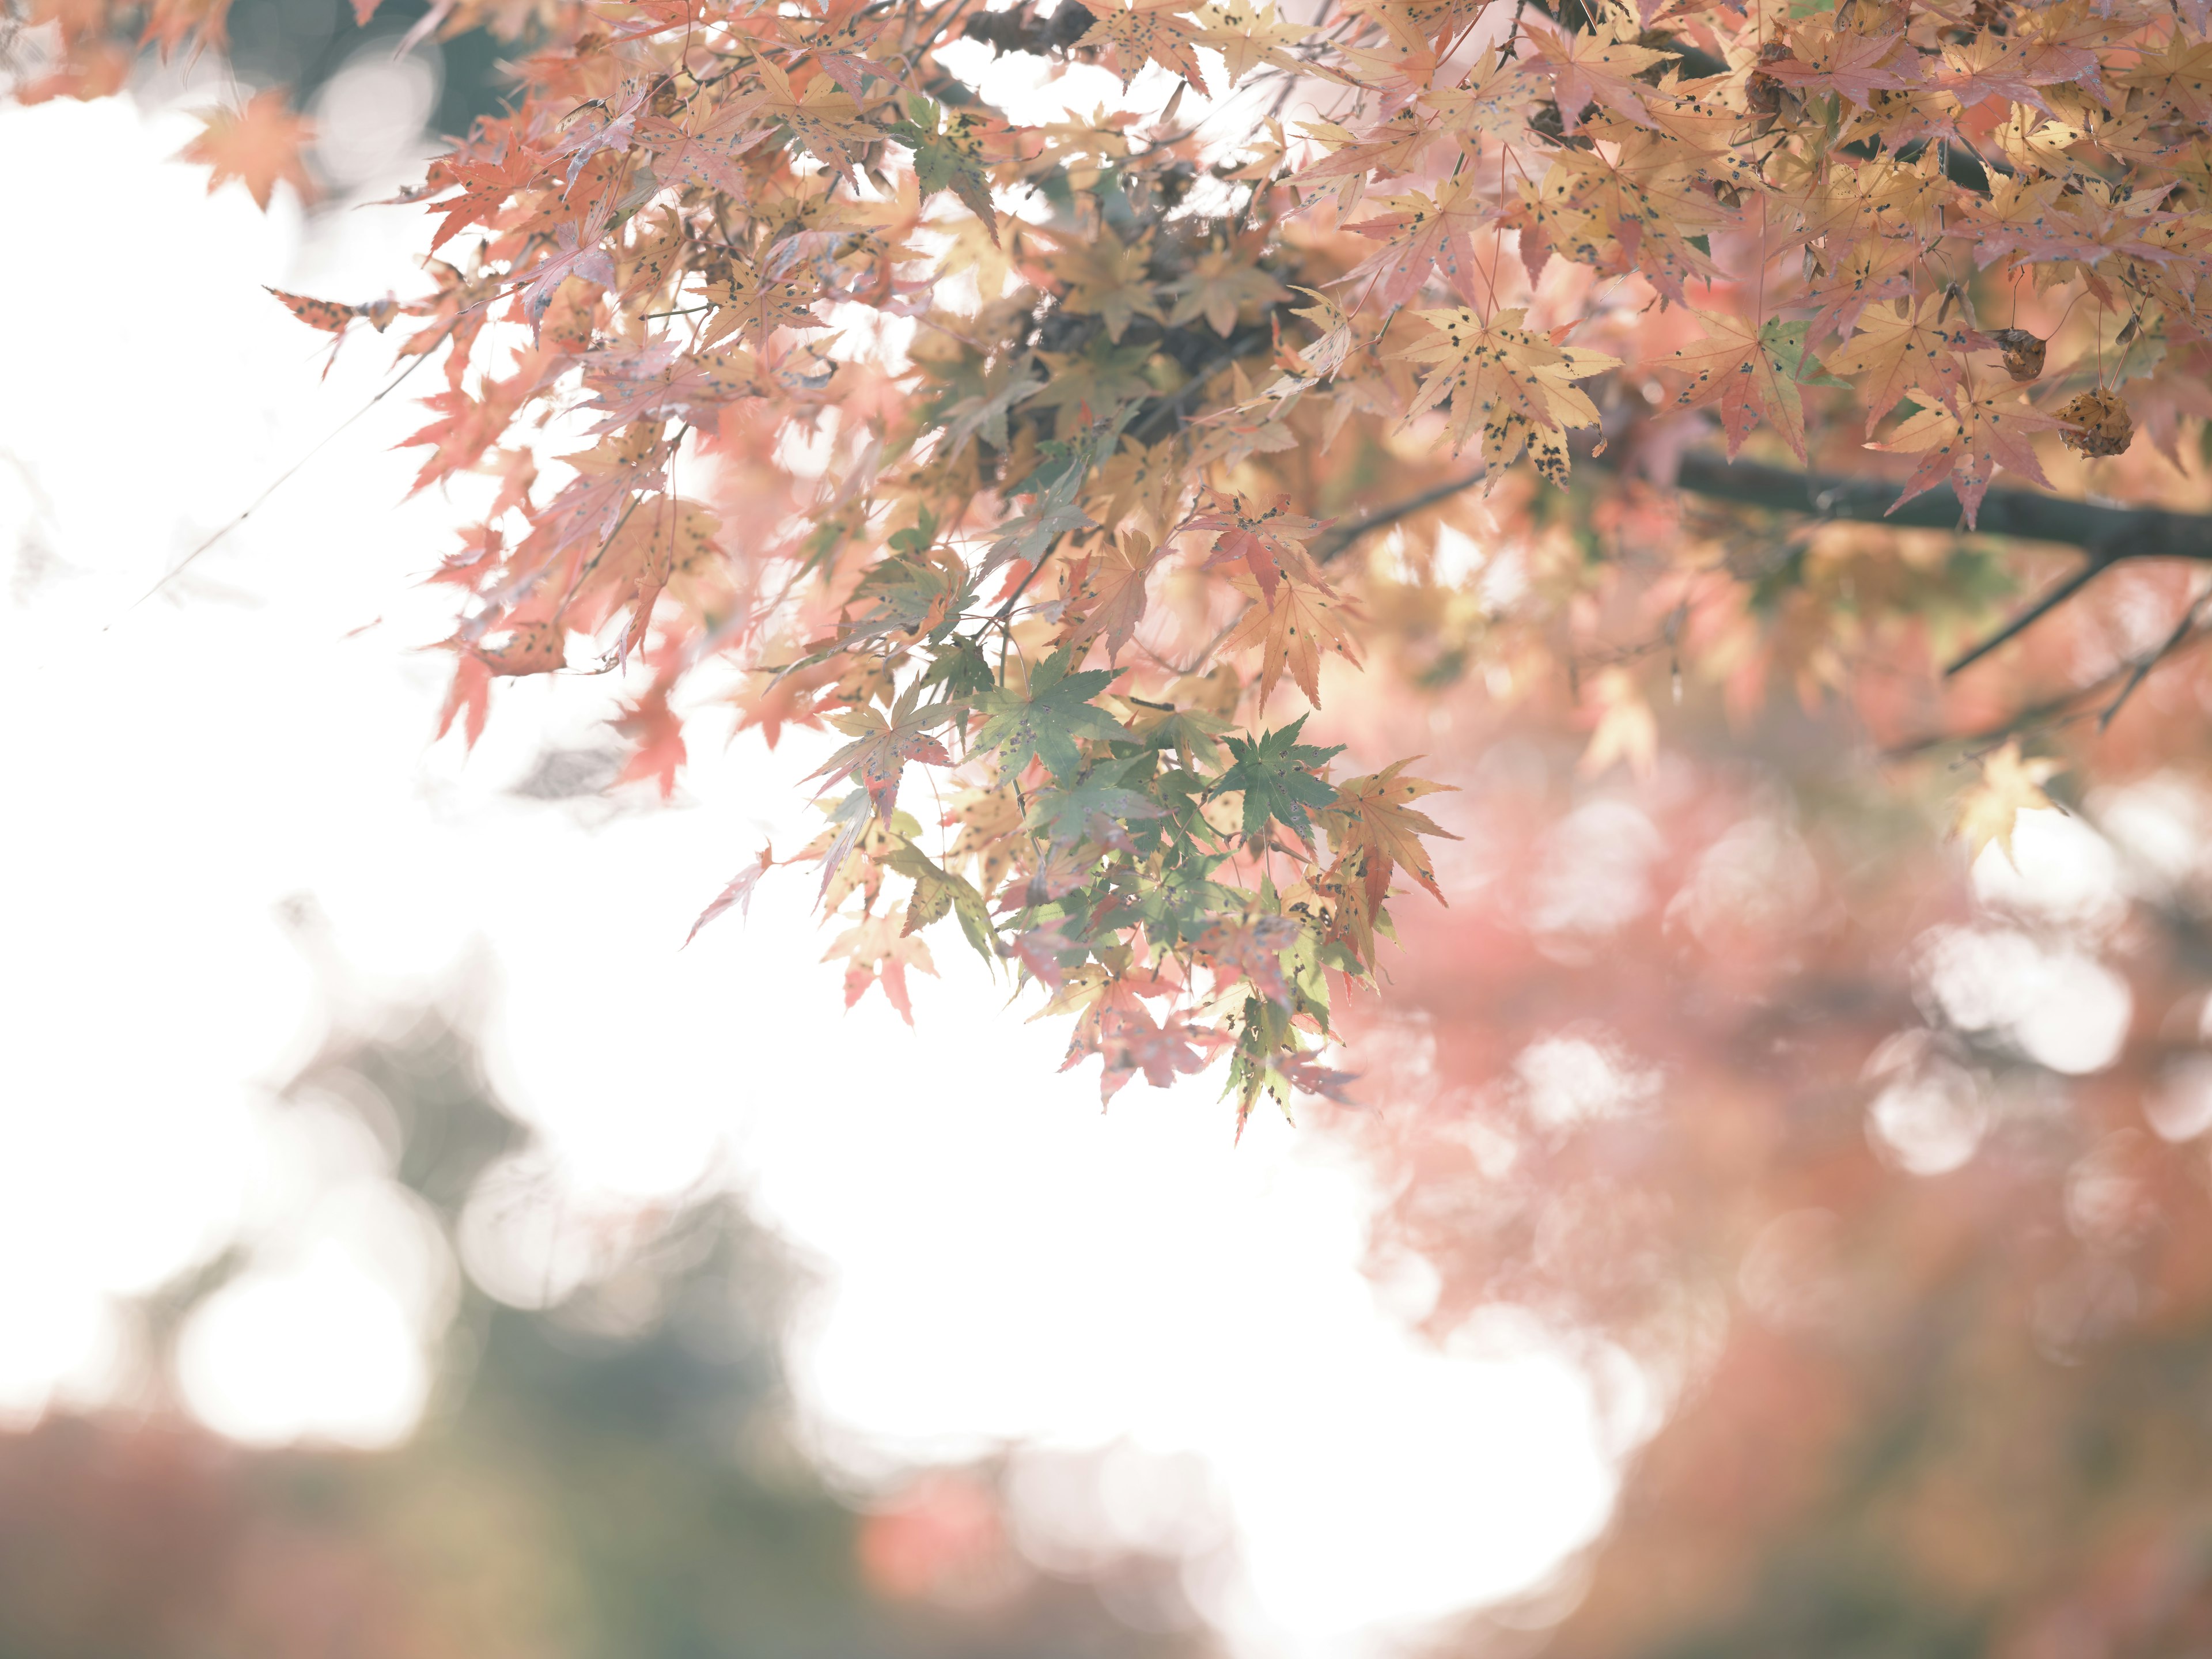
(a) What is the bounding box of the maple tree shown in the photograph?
[22,0,2212,1135]
[28,0,2212,1634]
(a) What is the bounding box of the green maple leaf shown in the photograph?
[885,96,998,234]
[888,839,998,964]
[974,646,1127,782]
[1206,717,1343,847]
[1027,760,1168,844]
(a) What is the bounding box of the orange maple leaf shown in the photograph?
[180,89,316,210]
[1671,312,1811,463]
[1219,575,1361,707]
[1877,382,2067,528]
[1317,759,1460,908]
[1824,297,1971,435]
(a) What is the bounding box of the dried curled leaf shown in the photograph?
[2056,388,2135,457]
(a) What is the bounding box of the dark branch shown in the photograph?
[1944,558,2115,676]
[1663,451,2212,560]
[1309,448,2212,678]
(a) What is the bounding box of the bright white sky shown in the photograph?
[0,84,1633,1659]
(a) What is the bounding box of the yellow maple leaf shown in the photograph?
[1079,0,1214,94]
[1580,668,1658,779]
[1394,306,1618,487]
[1954,740,2063,865]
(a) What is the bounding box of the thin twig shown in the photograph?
[2099,583,2212,731]
[105,319,461,628]
[1945,555,2115,677]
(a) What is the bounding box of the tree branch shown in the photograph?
[1316,473,1483,563]
[1306,451,2212,676]
[1663,451,2212,560]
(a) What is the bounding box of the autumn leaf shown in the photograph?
[180,90,315,210]
[1395,306,1618,487]
[1191,492,1329,604]
[887,839,998,964]
[1671,312,1813,463]
[1218,576,1361,707]
[1818,298,1970,436]
[1520,13,1677,133]
[1878,383,2066,528]
[1344,175,1495,311]
[1195,914,1302,1006]
[615,680,689,798]
[1191,0,1311,84]
[808,683,958,823]
[1065,531,1161,661]
[825,910,937,1023]
[1317,759,1459,907]
[1078,0,1214,94]
[684,844,777,945]
[1953,740,2063,865]
[1163,245,1289,336]
[1037,226,1162,344]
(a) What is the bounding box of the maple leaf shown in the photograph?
[1219,576,1361,707]
[615,680,688,798]
[1078,0,1214,94]
[885,96,1001,234]
[888,840,998,964]
[1824,298,1972,435]
[521,221,618,333]
[1206,718,1343,849]
[684,844,776,945]
[1065,531,1161,660]
[637,101,772,196]
[1954,741,2063,865]
[1191,492,1330,603]
[1670,312,1813,464]
[808,683,958,823]
[1395,306,1619,486]
[825,910,937,1024]
[1344,174,1494,310]
[1164,246,1289,336]
[728,57,877,179]
[1007,919,1086,990]
[1520,14,1676,134]
[1316,759,1459,909]
[1037,226,1162,344]
[2055,388,2134,458]
[702,257,831,350]
[179,89,315,210]
[973,647,1128,783]
[1093,997,1218,1101]
[1878,382,2066,528]
[1191,0,1311,83]
[266,286,371,334]
[1195,914,1302,1006]
[1762,15,1927,108]
[1027,764,1170,848]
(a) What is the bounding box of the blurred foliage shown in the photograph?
[0,1007,1209,1659]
